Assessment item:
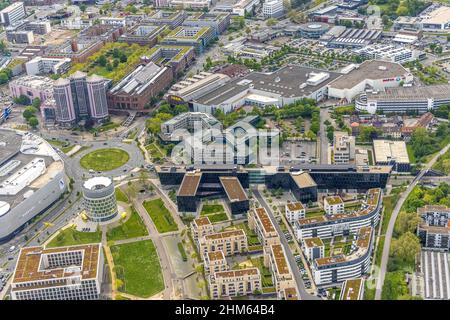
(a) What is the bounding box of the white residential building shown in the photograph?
[324,196,344,215]
[303,237,325,261]
[285,202,305,222]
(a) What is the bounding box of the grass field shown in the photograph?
[107,208,148,241]
[234,223,261,246]
[143,198,178,233]
[200,204,225,215]
[47,227,102,248]
[208,212,228,223]
[250,256,273,287]
[115,187,129,203]
[111,240,164,298]
[80,148,129,171]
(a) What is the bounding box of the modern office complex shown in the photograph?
[161,26,215,54]
[328,60,413,103]
[117,24,167,46]
[146,45,196,78]
[355,84,450,114]
[182,12,230,35]
[25,56,71,76]
[0,129,67,242]
[82,177,118,222]
[52,72,109,126]
[108,62,173,111]
[295,188,382,239]
[332,131,355,164]
[262,0,284,18]
[298,22,330,38]
[146,10,187,29]
[9,75,54,102]
[6,30,34,44]
[373,140,410,172]
[417,205,450,250]
[0,2,26,26]
[354,44,421,64]
[311,226,374,285]
[11,244,103,300]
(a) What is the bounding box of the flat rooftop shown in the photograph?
[178,172,202,197]
[328,60,409,90]
[271,244,291,275]
[193,65,341,106]
[325,196,343,205]
[286,202,304,212]
[304,237,324,248]
[13,244,101,285]
[421,6,450,25]
[204,229,245,241]
[207,250,225,262]
[291,172,317,189]
[366,84,450,102]
[193,216,211,227]
[219,176,248,202]
[254,207,276,234]
[340,278,364,300]
[215,267,259,278]
[373,139,409,164]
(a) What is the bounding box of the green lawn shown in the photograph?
[234,223,261,246]
[97,122,120,133]
[111,240,164,298]
[115,187,129,203]
[47,227,102,248]
[143,198,178,233]
[305,209,325,218]
[80,148,129,171]
[201,204,225,215]
[406,144,416,164]
[250,257,273,287]
[367,149,374,165]
[207,212,228,223]
[106,208,148,241]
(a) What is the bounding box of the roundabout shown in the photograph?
[80,148,130,172]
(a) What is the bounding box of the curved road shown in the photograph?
[375,142,450,300]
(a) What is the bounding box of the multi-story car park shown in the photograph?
[294,188,382,240]
[355,84,450,114]
[417,205,450,250]
[0,129,67,242]
[311,226,374,286]
[11,244,103,300]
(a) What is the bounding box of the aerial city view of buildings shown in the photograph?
[0,0,449,303]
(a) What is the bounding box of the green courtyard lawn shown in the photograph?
[234,223,261,246]
[69,42,156,84]
[250,257,274,287]
[201,204,225,215]
[207,212,228,223]
[106,207,148,242]
[96,121,120,133]
[115,187,129,203]
[46,226,102,248]
[111,240,164,298]
[80,148,129,171]
[143,198,178,233]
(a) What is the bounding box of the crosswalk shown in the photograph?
[421,250,450,299]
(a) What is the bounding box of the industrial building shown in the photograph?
[11,244,103,300]
[327,60,413,103]
[373,140,410,172]
[0,129,67,242]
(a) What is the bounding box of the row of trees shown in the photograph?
[409,123,450,162]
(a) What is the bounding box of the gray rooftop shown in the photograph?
[367,84,450,101]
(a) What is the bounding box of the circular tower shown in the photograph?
[82,177,118,222]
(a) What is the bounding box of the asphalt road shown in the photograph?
[375,142,450,300]
[253,188,319,300]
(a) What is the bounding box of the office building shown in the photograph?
[285,202,305,223]
[9,75,54,102]
[312,226,373,285]
[169,0,212,10]
[209,268,261,299]
[356,84,450,114]
[248,207,280,247]
[11,244,103,300]
[0,130,67,242]
[417,205,450,250]
[182,12,230,36]
[108,62,173,111]
[82,177,118,222]
[220,176,250,215]
[6,30,34,44]
[25,56,71,76]
[373,140,410,172]
[262,0,284,18]
[162,26,215,54]
[328,60,413,103]
[298,22,330,38]
[420,6,450,31]
[146,10,187,29]
[295,188,381,239]
[117,24,167,46]
[323,196,344,215]
[332,131,355,164]
[146,45,196,78]
[198,229,248,256]
[0,2,26,26]
[354,44,420,64]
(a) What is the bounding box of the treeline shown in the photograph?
[409,123,450,162]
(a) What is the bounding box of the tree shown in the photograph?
[14,95,31,106]
[32,97,41,109]
[394,211,420,236]
[28,117,39,129]
[23,106,38,120]
[97,55,107,67]
[79,4,87,13]
[391,232,421,265]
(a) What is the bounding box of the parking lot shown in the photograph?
[280,141,317,166]
[420,250,450,299]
